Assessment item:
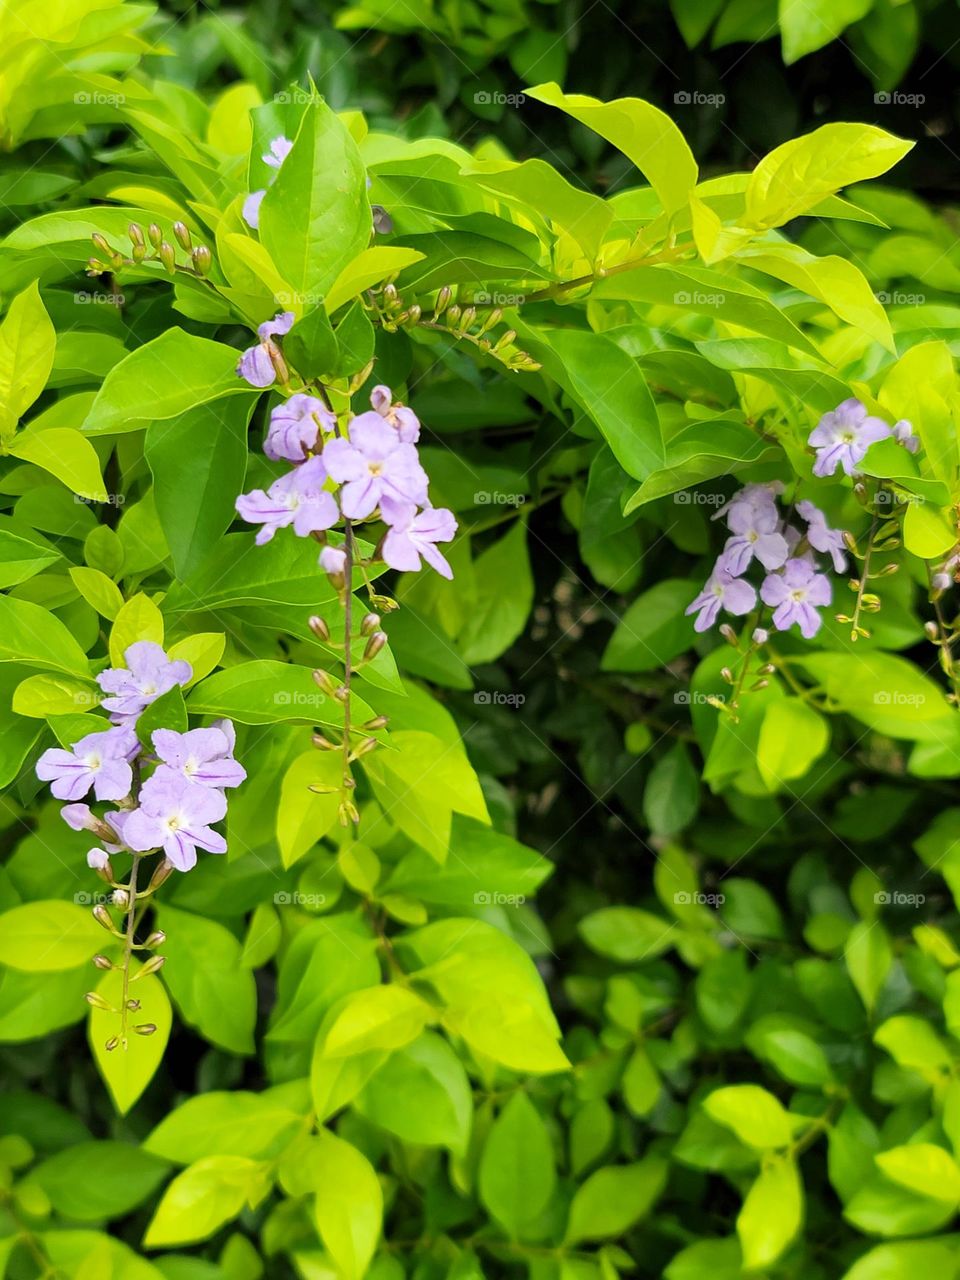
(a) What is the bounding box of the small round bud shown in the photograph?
[312,732,338,751]
[92,905,114,931]
[173,221,192,251]
[192,245,212,276]
[158,242,176,274]
[111,888,129,909]
[126,998,141,1011]
[925,620,940,640]
[363,631,387,661]
[149,859,175,891]
[147,223,163,248]
[434,285,452,316]
[752,628,769,645]
[104,1036,120,1052]
[128,222,145,247]
[85,991,114,1011]
[93,954,113,971]
[363,715,389,731]
[720,667,734,683]
[360,613,381,636]
[133,955,166,979]
[134,1023,157,1036]
[91,233,111,255]
[144,931,166,949]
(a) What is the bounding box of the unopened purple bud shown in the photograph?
[752,628,769,645]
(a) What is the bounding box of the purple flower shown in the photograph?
[382,507,457,578]
[264,394,335,463]
[796,500,847,572]
[87,848,110,870]
[237,311,295,388]
[893,418,920,454]
[151,726,246,790]
[760,558,832,638]
[685,568,758,633]
[370,385,420,443]
[808,399,891,477]
[264,136,293,169]
[97,642,192,721]
[36,725,138,802]
[319,545,347,576]
[323,412,428,522]
[235,456,339,544]
[61,803,97,832]
[123,772,227,872]
[713,483,782,528]
[242,190,265,230]
[719,500,788,576]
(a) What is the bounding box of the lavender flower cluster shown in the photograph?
[686,485,847,639]
[235,314,457,579]
[35,643,245,874]
[807,398,918,477]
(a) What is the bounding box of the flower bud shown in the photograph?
[360,613,381,636]
[363,715,389,730]
[383,283,398,304]
[720,667,734,683]
[458,306,476,331]
[173,221,192,251]
[85,991,114,1011]
[308,615,331,642]
[312,669,338,697]
[925,620,940,640]
[339,799,360,826]
[363,631,387,661]
[131,244,146,264]
[334,685,349,703]
[104,1035,120,1052]
[126,998,141,1011]
[92,905,114,931]
[308,782,339,794]
[434,286,452,317]
[133,955,166,979]
[718,624,738,646]
[752,628,769,645]
[147,223,163,248]
[478,308,502,334]
[134,1023,157,1036]
[446,304,461,325]
[192,245,212,276]
[87,257,107,274]
[312,732,338,751]
[144,931,166,949]
[111,888,129,909]
[268,343,289,385]
[352,737,378,758]
[149,859,175,891]
[494,329,517,353]
[93,954,113,970]
[158,242,176,274]
[92,233,112,256]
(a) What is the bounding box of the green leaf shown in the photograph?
[84,330,258,435]
[27,1142,169,1222]
[745,1015,834,1086]
[601,579,699,672]
[143,1155,271,1248]
[259,95,371,305]
[643,743,699,836]
[308,1129,382,1280]
[737,1157,803,1270]
[874,1144,960,1203]
[324,246,426,314]
[8,427,105,500]
[157,906,257,1055]
[0,594,91,676]
[68,568,124,621]
[0,901,102,972]
[12,673,98,718]
[145,1091,303,1164]
[0,281,55,441]
[145,398,253,580]
[479,1092,556,1239]
[579,907,675,963]
[745,124,913,228]
[458,520,534,664]
[89,965,172,1115]
[526,84,697,215]
[277,750,341,868]
[564,1158,667,1244]
[845,920,892,1013]
[109,593,164,668]
[354,1032,472,1155]
[321,985,434,1058]
[187,660,373,730]
[703,1084,797,1149]
[780,0,872,63]
[757,699,830,791]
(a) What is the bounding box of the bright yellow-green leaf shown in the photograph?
[8,427,105,500]
[69,566,124,620]
[109,593,164,668]
[166,632,225,686]
[903,501,957,559]
[143,1155,271,1247]
[277,750,341,868]
[12,672,99,718]
[875,1143,960,1203]
[737,1157,803,1270]
[0,901,102,972]
[322,985,434,1058]
[757,699,830,791]
[89,965,173,1115]
[310,1129,382,1280]
[703,1084,797,1149]
[0,280,55,440]
[324,246,426,314]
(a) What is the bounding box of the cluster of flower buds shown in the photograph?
[687,484,848,640]
[370,280,540,373]
[88,222,212,281]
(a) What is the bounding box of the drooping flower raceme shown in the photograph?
[235,455,339,544]
[237,311,295,388]
[688,484,849,640]
[808,399,891,477]
[97,642,192,721]
[760,558,833,639]
[242,134,293,230]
